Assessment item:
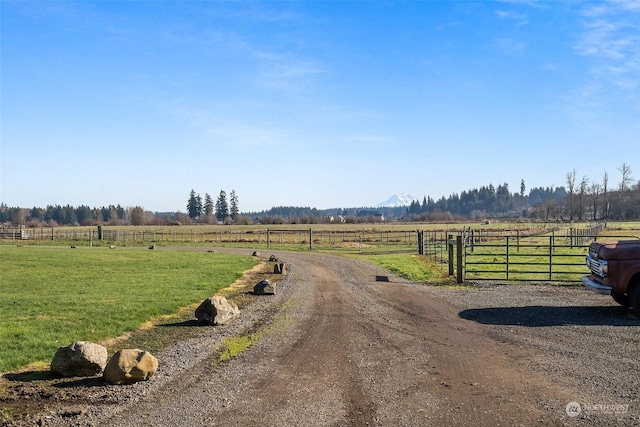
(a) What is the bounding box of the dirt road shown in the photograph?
[85,251,638,427]
[4,251,638,426]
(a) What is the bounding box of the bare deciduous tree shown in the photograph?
[566,169,577,220]
[578,176,589,220]
[602,171,609,220]
[618,163,633,219]
[590,182,601,220]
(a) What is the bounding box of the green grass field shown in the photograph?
[1,221,637,373]
[0,246,257,373]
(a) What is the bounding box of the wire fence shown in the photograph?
[1,226,419,254]
[4,221,631,283]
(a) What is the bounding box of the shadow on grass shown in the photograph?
[459,305,639,327]
[158,319,204,327]
[3,371,55,382]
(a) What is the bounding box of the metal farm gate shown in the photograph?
[462,232,591,282]
[419,224,612,283]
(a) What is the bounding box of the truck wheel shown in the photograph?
[630,283,640,317]
[612,292,630,308]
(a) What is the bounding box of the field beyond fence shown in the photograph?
[3,221,639,284]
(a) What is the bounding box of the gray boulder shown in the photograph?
[254,279,277,295]
[50,341,108,377]
[273,262,286,274]
[195,296,240,325]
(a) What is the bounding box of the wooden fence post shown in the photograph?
[470,229,475,252]
[456,235,463,283]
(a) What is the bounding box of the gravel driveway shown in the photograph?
[5,250,639,426]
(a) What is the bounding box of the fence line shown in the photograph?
[2,227,420,254]
[3,222,617,283]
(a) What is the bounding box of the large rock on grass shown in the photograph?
[50,341,108,377]
[103,349,158,385]
[195,296,240,325]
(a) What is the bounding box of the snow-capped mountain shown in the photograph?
[377,193,416,208]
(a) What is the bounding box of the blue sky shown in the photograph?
[1,1,639,213]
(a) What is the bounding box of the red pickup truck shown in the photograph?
[583,240,640,316]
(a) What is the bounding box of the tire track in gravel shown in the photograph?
[206,255,376,427]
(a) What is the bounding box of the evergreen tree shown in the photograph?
[230,190,239,219]
[75,205,93,225]
[187,189,200,219]
[116,205,125,220]
[30,207,45,222]
[204,193,214,217]
[215,190,229,222]
[196,194,203,218]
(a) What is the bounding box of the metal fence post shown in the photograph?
[448,234,454,276]
[549,236,553,280]
[506,236,510,280]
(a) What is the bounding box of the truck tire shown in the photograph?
[630,283,640,317]
[612,292,631,308]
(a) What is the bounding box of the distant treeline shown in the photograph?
[2,170,639,226]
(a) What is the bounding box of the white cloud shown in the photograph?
[576,19,635,60]
[246,46,328,93]
[570,0,640,117]
[495,9,529,26]
[610,0,640,12]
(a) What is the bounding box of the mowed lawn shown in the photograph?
[0,246,257,373]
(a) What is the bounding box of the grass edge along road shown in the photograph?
[0,246,258,373]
